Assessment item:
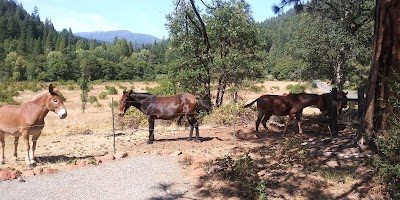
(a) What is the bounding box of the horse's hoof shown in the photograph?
[0,160,4,165]
[147,140,153,144]
[255,133,261,138]
[193,139,201,143]
[187,138,193,141]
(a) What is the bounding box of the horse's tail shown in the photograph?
[243,98,259,108]
[196,97,211,114]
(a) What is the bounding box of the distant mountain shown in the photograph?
[74,30,161,47]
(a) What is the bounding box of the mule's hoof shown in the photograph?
[186,137,193,141]
[255,133,261,138]
[0,160,4,165]
[193,139,201,143]
[147,140,153,144]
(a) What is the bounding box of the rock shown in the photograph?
[101,153,115,161]
[326,160,339,168]
[43,168,59,174]
[0,169,11,180]
[23,170,35,177]
[76,159,87,167]
[172,151,183,156]
[65,165,78,171]
[10,170,22,179]
[114,152,128,159]
[33,167,43,175]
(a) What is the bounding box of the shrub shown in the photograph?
[146,79,178,96]
[98,92,108,100]
[203,103,255,125]
[208,154,266,199]
[286,83,308,93]
[105,86,118,95]
[88,96,98,104]
[118,107,148,129]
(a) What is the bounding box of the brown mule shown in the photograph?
[244,92,347,136]
[119,90,210,144]
[0,84,67,165]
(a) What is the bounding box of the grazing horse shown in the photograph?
[0,84,67,165]
[244,91,347,136]
[119,90,210,144]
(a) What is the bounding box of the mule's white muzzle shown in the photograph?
[58,108,67,119]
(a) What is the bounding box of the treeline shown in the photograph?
[0,0,166,82]
[0,0,373,92]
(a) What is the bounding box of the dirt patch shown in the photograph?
[1,81,385,199]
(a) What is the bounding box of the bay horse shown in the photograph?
[244,91,347,136]
[0,84,67,165]
[119,90,210,144]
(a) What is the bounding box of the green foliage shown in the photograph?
[109,100,118,108]
[145,79,177,96]
[286,83,308,93]
[88,96,98,104]
[105,85,118,95]
[119,106,148,129]
[319,168,355,183]
[211,154,264,199]
[98,91,108,100]
[203,103,255,125]
[375,78,400,197]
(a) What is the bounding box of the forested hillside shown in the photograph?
[0,0,166,82]
[0,0,373,93]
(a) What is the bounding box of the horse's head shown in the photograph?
[337,91,348,115]
[47,84,67,119]
[119,90,134,117]
[318,91,348,115]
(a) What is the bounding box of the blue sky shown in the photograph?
[17,0,282,39]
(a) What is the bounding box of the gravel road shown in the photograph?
[0,155,200,200]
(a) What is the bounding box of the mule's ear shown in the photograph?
[123,90,127,94]
[49,84,55,94]
[129,89,133,95]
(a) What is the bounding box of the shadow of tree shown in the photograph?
[148,182,199,200]
[196,115,382,199]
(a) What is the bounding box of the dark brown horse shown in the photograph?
[244,91,347,136]
[119,90,210,144]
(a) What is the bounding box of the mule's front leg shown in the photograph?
[29,133,41,164]
[23,133,32,165]
[147,118,155,144]
[13,136,19,161]
[0,133,5,165]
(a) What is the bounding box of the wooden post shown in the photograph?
[357,86,365,140]
[330,88,338,137]
[111,97,116,154]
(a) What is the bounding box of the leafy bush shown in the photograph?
[105,86,118,95]
[88,96,98,104]
[209,154,266,199]
[118,106,148,129]
[203,103,255,125]
[98,92,108,99]
[286,83,308,93]
[145,79,178,96]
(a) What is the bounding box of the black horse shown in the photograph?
[118,90,210,144]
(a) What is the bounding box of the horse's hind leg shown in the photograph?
[187,116,200,142]
[13,136,19,161]
[0,133,5,164]
[255,111,264,133]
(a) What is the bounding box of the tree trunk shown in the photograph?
[362,0,400,147]
[335,44,346,91]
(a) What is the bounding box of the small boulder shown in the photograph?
[114,152,128,159]
[0,169,11,180]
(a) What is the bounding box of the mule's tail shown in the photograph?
[243,98,259,108]
[196,97,211,113]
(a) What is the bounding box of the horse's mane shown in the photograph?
[31,90,49,101]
